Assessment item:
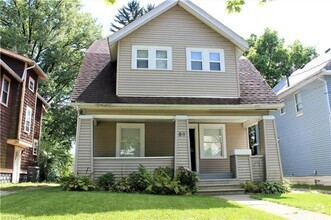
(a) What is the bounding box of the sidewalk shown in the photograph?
[217,194,331,220]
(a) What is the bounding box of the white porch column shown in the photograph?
[259,116,283,181]
[12,146,23,183]
[174,115,190,169]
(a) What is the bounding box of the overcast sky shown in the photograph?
[82,0,330,54]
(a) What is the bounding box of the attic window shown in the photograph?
[29,77,35,93]
[132,46,172,70]
[186,48,225,72]
[294,92,303,116]
[0,75,10,107]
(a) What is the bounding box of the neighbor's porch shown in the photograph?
[75,114,282,182]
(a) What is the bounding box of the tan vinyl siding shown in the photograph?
[76,119,93,176]
[236,155,252,181]
[263,119,283,181]
[93,157,174,178]
[118,5,239,98]
[94,122,174,157]
[251,155,265,182]
[200,123,248,173]
[175,119,190,169]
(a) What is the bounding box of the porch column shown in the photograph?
[259,116,283,181]
[174,115,190,169]
[74,117,94,178]
[230,149,253,182]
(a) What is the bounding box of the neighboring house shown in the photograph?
[0,48,48,183]
[72,0,283,192]
[273,50,331,178]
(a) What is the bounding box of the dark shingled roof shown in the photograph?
[72,40,279,105]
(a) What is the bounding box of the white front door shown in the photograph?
[12,147,23,183]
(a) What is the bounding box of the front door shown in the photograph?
[12,147,22,183]
[189,124,199,173]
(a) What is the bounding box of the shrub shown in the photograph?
[97,172,115,190]
[128,165,152,192]
[260,180,291,194]
[175,167,198,194]
[60,175,97,191]
[111,177,132,193]
[240,181,261,193]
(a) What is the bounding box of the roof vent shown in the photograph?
[325,48,331,53]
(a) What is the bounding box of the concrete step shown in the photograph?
[198,172,234,179]
[198,188,245,195]
[198,179,240,185]
[198,184,242,191]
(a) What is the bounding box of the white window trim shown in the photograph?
[116,123,145,157]
[280,100,286,116]
[131,45,172,70]
[294,91,303,116]
[0,75,11,107]
[199,124,227,159]
[24,106,33,134]
[28,77,35,93]
[33,139,39,156]
[186,48,225,72]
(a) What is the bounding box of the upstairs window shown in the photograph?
[280,100,286,115]
[1,75,10,106]
[187,48,225,72]
[132,46,172,70]
[24,106,33,134]
[294,92,303,115]
[29,77,35,93]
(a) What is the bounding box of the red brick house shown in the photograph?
[0,48,48,183]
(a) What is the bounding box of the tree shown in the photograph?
[0,0,102,180]
[245,28,317,87]
[110,0,154,32]
[226,0,270,13]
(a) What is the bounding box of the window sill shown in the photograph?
[0,102,8,107]
[131,68,172,71]
[296,112,303,117]
[186,70,225,73]
[200,157,227,160]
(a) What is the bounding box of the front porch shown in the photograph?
[75,114,282,185]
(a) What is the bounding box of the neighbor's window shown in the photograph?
[29,77,35,92]
[199,124,227,159]
[33,139,39,155]
[116,123,145,157]
[294,92,303,115]
[280,100,286,115]
[132,46,172,70]
[186,48,225,72]
[0,75,10,106]
[24,106,33,134]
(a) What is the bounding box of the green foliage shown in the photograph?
[110,0,154,32]
[246,28,317,87]
[175,167,199,194]
[226,0,270,13]
[111,177,132,193]
[127,165,152,192]
[241,181,261,193]
[60,175,97,191]
[259,180,291,194]
[0,0,102,181]
[97,172,115,190]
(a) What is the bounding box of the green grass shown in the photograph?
[0,182,59,191]
[252,193,331,215]
[0,187,284,220]
[292,184,331,191]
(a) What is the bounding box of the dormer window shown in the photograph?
[29,77,35,93]
[132,46,172,70]
[186,48,225,72]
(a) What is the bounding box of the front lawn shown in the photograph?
[0,182,59,192]
[1,187,284,220]
[252,192,331,215]
[292,184,331,191]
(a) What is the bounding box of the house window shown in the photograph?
[29,77,35,92]
[33,139,39,155]
[24,106,33,134]
[294,92,303,115]
[280,100,286,115]
[132,46,172,70]
[0,75,10,106]
[116,123,145,157]
[199,124,227,159]
[186,48,225,72]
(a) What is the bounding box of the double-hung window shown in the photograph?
[132,46,172,70]
[280,100,286,115]
[33,139,39,155]
[0,75,10,106]
[24,106,33,134]
[116,123,145,157]
[29,77,35,93]
[187,48,225,72]
[294,92,303,115]
[199,124,227,159]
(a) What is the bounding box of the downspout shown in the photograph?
[17,62,36,140]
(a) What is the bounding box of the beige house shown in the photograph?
[72,0,283,193]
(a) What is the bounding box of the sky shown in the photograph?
[81,0,330,54]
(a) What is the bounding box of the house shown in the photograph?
[272,50,331,183]
[0,48,48,183]
[72,0,283,192]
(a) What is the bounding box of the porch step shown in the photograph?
[198,188,244,195]
[198,172,234,179]
[197,179,244,195]
[197,178,240,185]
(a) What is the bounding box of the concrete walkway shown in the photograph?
[217,194,331,220]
